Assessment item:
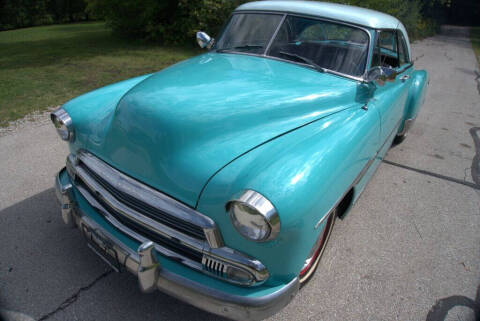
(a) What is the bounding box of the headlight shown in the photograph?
[51,107,74,141]
[227,190,280,242]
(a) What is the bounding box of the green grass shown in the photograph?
[0,22,200,126]
[472,27,480,66]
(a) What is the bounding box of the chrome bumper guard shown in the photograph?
[397,117,416,136]
[55,169,299,320]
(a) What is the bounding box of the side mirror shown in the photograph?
[196,31,214,49]
[366,66,397,86]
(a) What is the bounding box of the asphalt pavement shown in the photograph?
[0,25,479,321]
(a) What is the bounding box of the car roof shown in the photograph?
[235,1,402,31]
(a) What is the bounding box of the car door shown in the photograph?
[368,29,410,144]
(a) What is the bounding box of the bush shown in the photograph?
[0,0,89,31]
[329,0,439,40]
[85,0,240,45]
[85,0,442,44]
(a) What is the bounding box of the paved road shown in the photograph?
[1,26,479,321]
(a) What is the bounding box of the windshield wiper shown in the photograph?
[278,51,327,73]
[217,45,264,53]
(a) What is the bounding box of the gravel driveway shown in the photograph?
[0,25,479,321]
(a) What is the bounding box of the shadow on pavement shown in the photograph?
[426,285,480,321]
[0,189,228,321]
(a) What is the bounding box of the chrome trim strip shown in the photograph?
[353,157,376,187]
[264,14,287,55]
[314,203,340,229]
[77,150,224,248]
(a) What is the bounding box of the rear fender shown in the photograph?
[398,69,428,134]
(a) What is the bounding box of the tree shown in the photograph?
[85,0,237,44]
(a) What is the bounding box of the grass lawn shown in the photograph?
[0,22,200,126]
[472,27,480,66]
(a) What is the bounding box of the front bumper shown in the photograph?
[55,168,299,320]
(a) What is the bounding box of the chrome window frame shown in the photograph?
[214,10,373,82]
[372,28,414,75]
[396,29,411,64]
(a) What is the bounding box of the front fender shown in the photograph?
[62,74,153,153]
[196,106,380,285]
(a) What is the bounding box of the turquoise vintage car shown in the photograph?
[52,1,428,320]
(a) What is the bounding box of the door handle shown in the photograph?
[400,75,410,82]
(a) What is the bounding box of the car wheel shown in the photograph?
[299,209,336,285]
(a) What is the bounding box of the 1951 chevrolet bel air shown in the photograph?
[52,1,428,320]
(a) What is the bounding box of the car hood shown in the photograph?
[83,53,360,207]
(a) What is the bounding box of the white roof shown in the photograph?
[235,1,410,53]
[236,1,401,29]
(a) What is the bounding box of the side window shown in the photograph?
[379,31,396,52]
[397,31,410,65]
[371,30,399,68]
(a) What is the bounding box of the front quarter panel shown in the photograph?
[62,74,153,153]
[197,106,380,285]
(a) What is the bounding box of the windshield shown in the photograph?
[215,13,283,55]
[215,13,370,78]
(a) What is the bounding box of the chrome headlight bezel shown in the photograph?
[51,107,74,141]
[227,190,280,242]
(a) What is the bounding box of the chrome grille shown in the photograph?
[76,177,203,262]
[79,163,206,240]
[66,150,269,286]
